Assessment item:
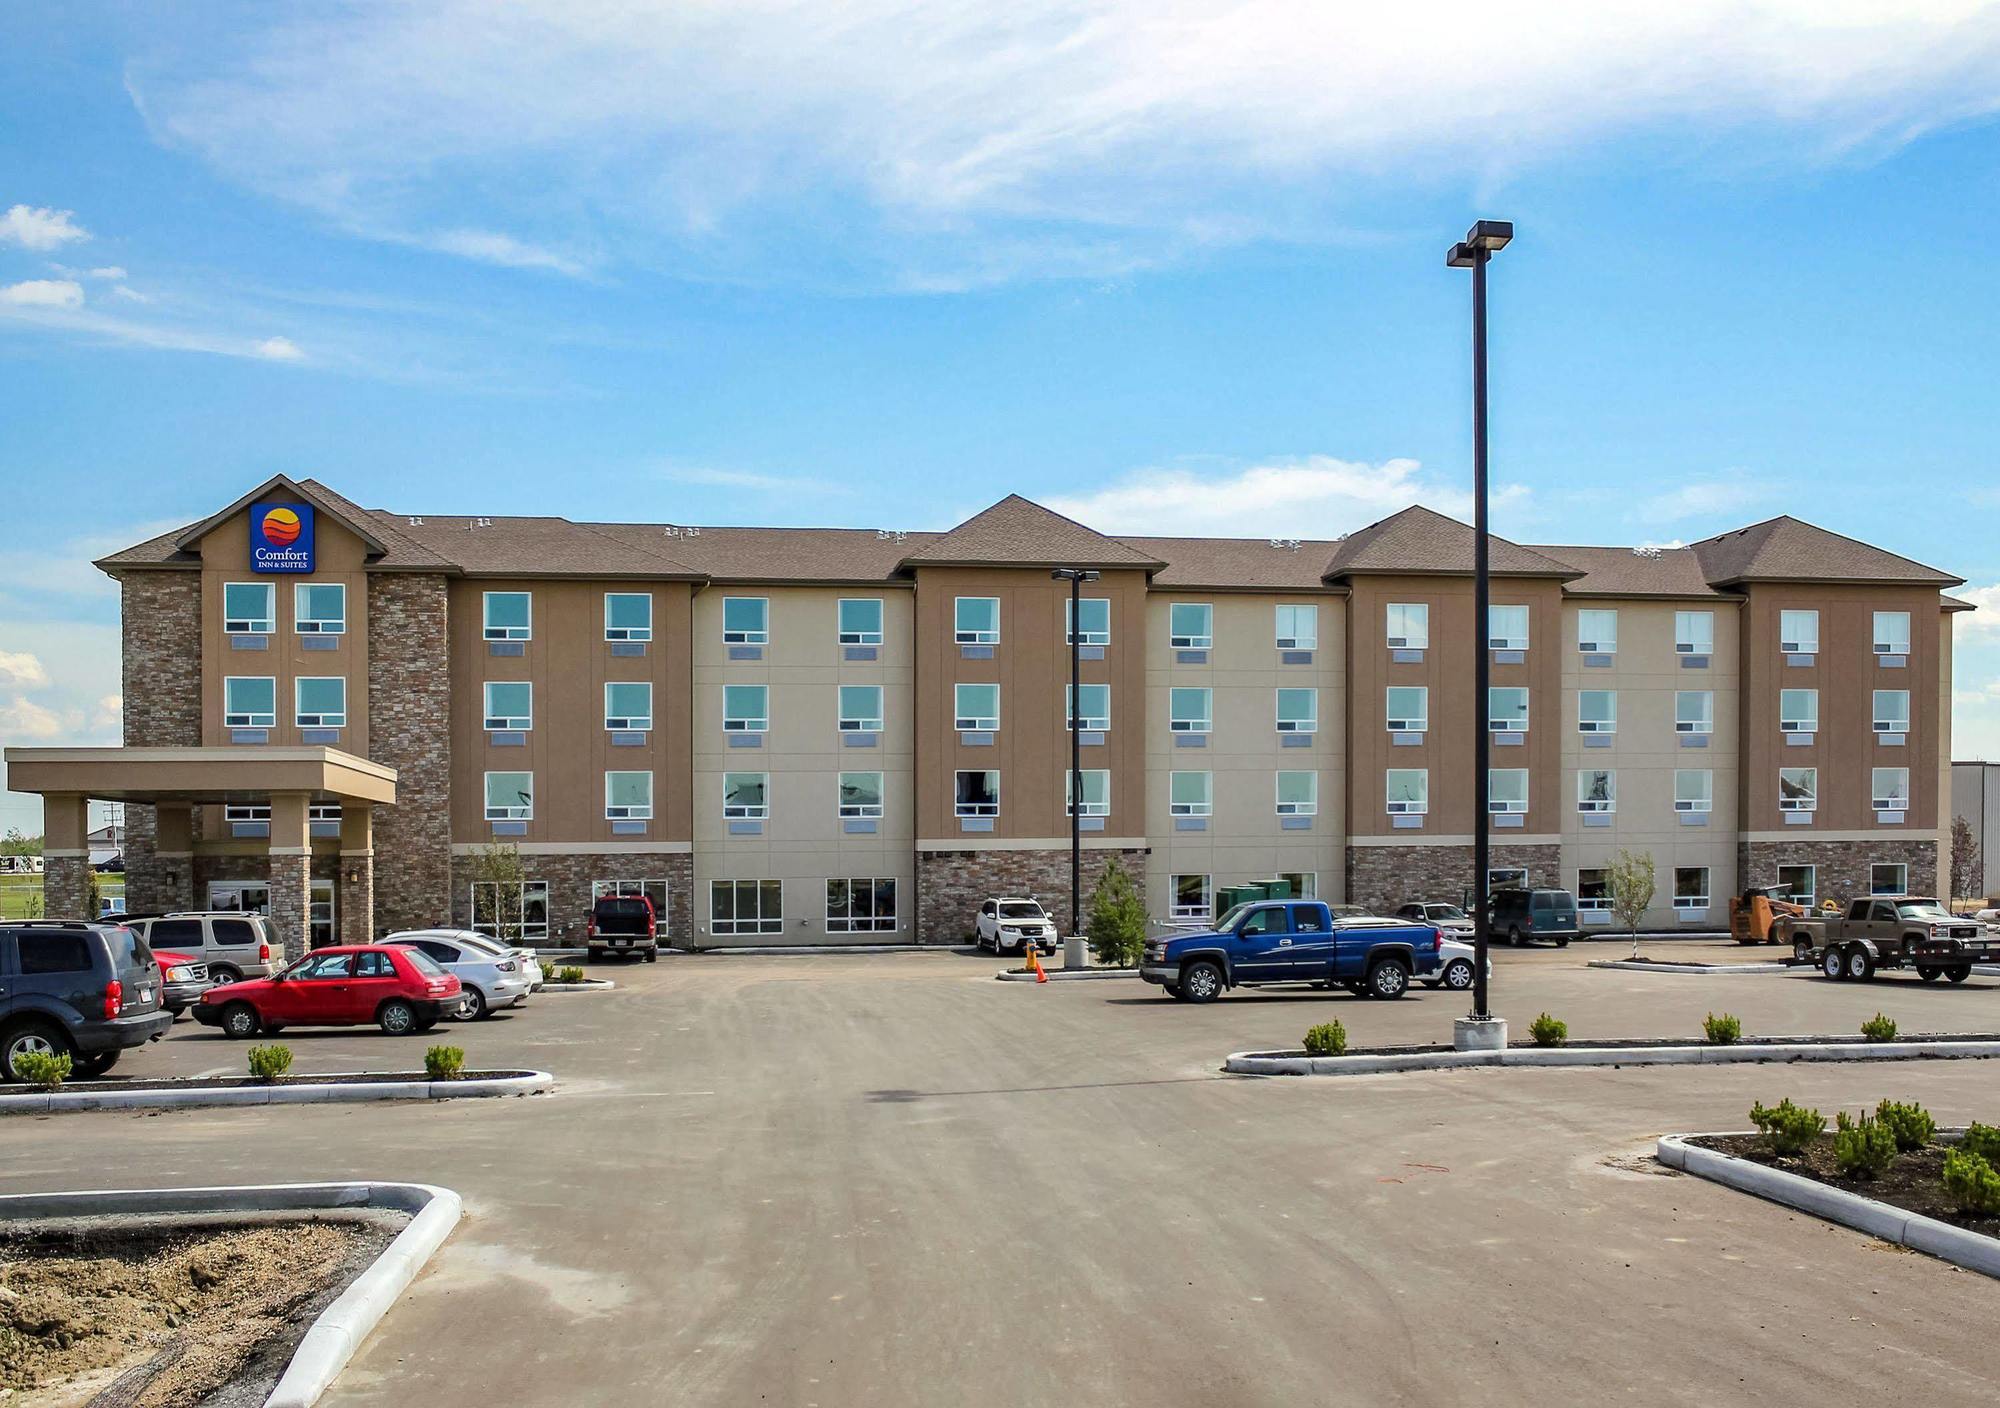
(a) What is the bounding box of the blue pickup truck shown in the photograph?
[1139,900,1442,1002]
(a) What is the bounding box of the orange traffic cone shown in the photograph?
[1029,945,1049,983]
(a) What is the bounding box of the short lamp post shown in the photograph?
[1052,566,1100,968]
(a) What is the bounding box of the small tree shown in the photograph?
[1951,816,1981,906]
[1608,848,1656,957]
[1084,856,1148,968]
[468,842,527,944]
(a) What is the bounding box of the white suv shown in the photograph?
[125,913,276,983]
[975,898,1058,955]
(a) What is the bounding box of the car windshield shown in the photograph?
[1426,905,1468,921]
[999,903,1044,919]
[401,948,446,977]
[1213,903,1253,932]
[455,934,511,957]
[106,925,153,970]
[1896,901,1952,921]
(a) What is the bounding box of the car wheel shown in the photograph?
[377,1000,418,1036]
[1821,948,1845,981]
[73,1050,120,1079]
[1508,926,1524,947]
[220,1002,261,1039]
[1180,960,1224,1003]
[2,1022,72,1082]
[1844,946,1875,982]
[1793,937,1812,963]
[209,965,241,985]
[457,987,488,1021]
[1554,936,1570,949]
[1948,964,1973,984]
[1366,958,1409,999]
[1917,966,1943,982]
[644,949,658,963]
[1443,958,1475,991]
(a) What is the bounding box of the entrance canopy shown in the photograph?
[3,746,396,809]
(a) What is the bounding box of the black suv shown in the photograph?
[1,921,173,1081]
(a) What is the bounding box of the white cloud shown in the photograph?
[87,266,128,280]
[253,335,305,361]
[427,229,589,277]
[0,204,88,250]
[1637,476,1780,523]
[0,279,85,309]
[658,464,839,494]
[0,694,66,741]
[0,651,49,687]
[1957,584,2000,636]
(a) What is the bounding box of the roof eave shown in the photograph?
[171,473,391,557]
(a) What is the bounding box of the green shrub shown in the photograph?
[14,1050,71,1089]
[425,1045,466,1081]
[246,1044,293,1082]
[1943,1149,2000,1215]
[1960,1122,2000,1164]
[1703,1012,1741,1045]
[1302,1021,1347,1057]
[1084,857,1149,968]
[549,965,585,984]
[1749,1098,1826,1156]
[1833,1110,1897,1178]
[1876,1099,1936,1153]
[1528,1012,1567,1047]
[1859,1012,1898,1043]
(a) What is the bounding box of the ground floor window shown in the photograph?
[1170,874,1210,921]
[471,880,550,942]
[827,878,897,934]
[1674,867,1710,911]
[593,878,668,924]
[1870,863,1907,895]
[1577,868,1611,913]
[1776,865,1816,909]
[208,879,337,947]
[1271,872,1316,900]
[712,879,783,937]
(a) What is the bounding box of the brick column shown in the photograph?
[43,793,93,920]
[150,803,195,913]
[268,792,313,962]
[339,805,376,943]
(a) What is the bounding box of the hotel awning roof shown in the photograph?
[2,747,396,807]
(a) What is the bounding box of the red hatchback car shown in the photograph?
[193,944,462,1039]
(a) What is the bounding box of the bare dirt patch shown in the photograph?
[1694,1133,2000,1238]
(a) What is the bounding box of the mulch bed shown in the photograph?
[1,1070,538,1095]
[1692,1133,2000,1238]
[1240,1032,2000,1060]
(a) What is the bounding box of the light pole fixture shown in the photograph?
[1052,566,1101,969]
[1446,219,1512,1046]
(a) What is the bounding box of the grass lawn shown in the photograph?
[0,873,125,919]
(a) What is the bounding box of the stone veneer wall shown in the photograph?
[916,847,1149,945]
[1345,843,1561,915]
[1738,838,1939,908]
[117,571,203,913]
[369,574,454,932]
[450,851,695,947]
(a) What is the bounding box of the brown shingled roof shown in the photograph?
[582,522,930,583]
[1323,505,1580,580]
[1689,516,1963,588]
[372,512,699,579]
[1119,536,1344,591]
[1522,544,1731,599]
[900,495,1165,571]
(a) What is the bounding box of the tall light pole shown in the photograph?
[1447,219,1512,1046]
[1052,566,1100,968]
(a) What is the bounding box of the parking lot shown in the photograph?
[10,943,2000,1406]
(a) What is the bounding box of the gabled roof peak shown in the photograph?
[1324,504,1582,581]
[899,494,1165,571]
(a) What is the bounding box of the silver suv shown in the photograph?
[125,913,276,983]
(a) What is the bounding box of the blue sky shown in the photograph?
[3,2,2000,833]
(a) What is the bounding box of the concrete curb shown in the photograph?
[535,979,616,992]
[1657,1133,2000,1279]
[0,1070,553,1117]
[0,1179,462,1408]
[994,967,1137,982]
[1588,959,1797,975]
[1224,1039,2000,1077]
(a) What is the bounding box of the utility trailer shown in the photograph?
[1776,895,2000,983]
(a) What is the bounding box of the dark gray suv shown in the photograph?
[1,922,173,1081]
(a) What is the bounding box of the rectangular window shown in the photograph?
[1578,769,1616,813]
[605,770,653,820]
[954,769,1000,817]
[605,592,653,642]
[954,596,1000,644]
[826,878,898,934]
[1675,867,1710,910]
[1779,766,1818,812]
[470,880,549,941]
[1577,868,1611,913]
[837,771,884,818]
[483,681,531,731]
[1065,769,1110,817]
[1873,690,1910,732]
[838,597,884,645]
[722,596,769,644]
[1065,683,1110,731]
[1576,609,1617,653]
[1275,687,1318,734]
[722,772,769,819]
[1273,872,1318,901]
[1871,863,1907,895]
[1169,687,1212,733]
[711,879,783,937]
[1488,768,1528,813]
[294,582,346,635]
[223,676,277,728]
[723,684,769,733]
[1488,605,1529,649]
[1675,690,1714,735]
[1387,769,1428,815]
[1276,770,1317,816]
[1169,602,1213,649]
[1779,688,1818,734]
[1578,689,1616,734]
[1488,687,1530,732]
[839,685,884,732]
[1170,771,1212,817]
[1777,864,1817,908]
[1675,611,1714,655]
[223,581,275,634]
[1385,686,1428,733]
[484,771,533,820]
[954,682,1001,731]
[1066,597,1110,646]
[1779,609,1819,654]
[1170,874,1212,921]
[1674,769,1713,813]
[1872,767,1910,811]
[1873,611,1911,655]
[482,591,531,641]
[1275,604,1318,650]
[294,676,346,728]
[592,878,669,923]
[605,681,654,731]
[1386,602,1429,649]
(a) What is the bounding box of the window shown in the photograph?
[1675,611,1714,655]
[1066,683,1110,731]
[1169,602,1213,650]
[1170,771,1212,816]
[294,583,345,635]
[1067,597,1110,646]
[723,684,769,732]
[484,771,533,820]
[223,676,277,728]
[838,771,884,818]
[1169,687,1212,733]
[1675,867,1710,911]
[1386,602,1429,649]
[483,681,531,731]
[1874,611,1911,655]
[954,596,1000,644]
[1872,767,1910,811]
[483,591,531,641]
[1387,769,1428,815]
[711,879,783,937]
[295,676,346,728]
[1488,605,1529,649]
[1871,863,1907,895]
[1276,770,1317,816]
[954,683,1001,731]
[1488,687,1530,732]
[1065,769,1110,817]
[1489,868,1528,891]
[593,878,669,924]
[839,685,884,732]
[722,773,769,819]
[722,596,769,644]
[1578,690,1616,734]
[1275,604,1318,650]
[954,769,1000,817]
[1577,868,1610,913]
[606,771,653,820]
[838,597,884,645]
[1779,766,1817,812]
[1488,768,1528,813]
[223,582,274,634]
[471,880,548,941]
[605,592,653,642]
[1170,874,1211,921]
[1779,609,1818,655]
[1273,872,1318,901]
[1275,688,1318,734]
[1675,690,1713,735]
[18,931,90,973]
[1578,769,1616,813]
[1576,609,1617,653]
[1777,864,1816,908]
[1385,686,1428,732]
[1674,769,1712,813]
[1779,688,1818,734]
[605,681,653,731]
[1874,690,1910,733]
[827,878,897,934]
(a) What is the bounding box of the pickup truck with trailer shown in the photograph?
[1139,900,1442,1002]
[1777,895,2000,983]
